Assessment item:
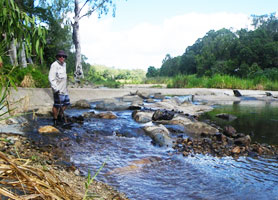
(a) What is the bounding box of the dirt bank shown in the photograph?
[0,132,129,200]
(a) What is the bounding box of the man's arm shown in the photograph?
[48,63,59,92]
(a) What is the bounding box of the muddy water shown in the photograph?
[53,101,278,200]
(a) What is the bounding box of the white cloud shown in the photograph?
[80,12,251,71]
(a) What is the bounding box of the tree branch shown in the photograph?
[78,0,90,17]
[79,0,107,20]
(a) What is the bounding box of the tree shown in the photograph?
[146,66,159,77]
[71,0,119,83]
[160,56,181,76]
[0,0,46,66]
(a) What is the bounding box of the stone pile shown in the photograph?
[173,125,278,158]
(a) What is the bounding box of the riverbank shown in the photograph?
[2,87,278,199]
[0,132,129,199]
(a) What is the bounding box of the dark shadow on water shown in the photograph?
[200,100,278,145]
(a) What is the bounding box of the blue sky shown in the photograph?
[80,0,277,71]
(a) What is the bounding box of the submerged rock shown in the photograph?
[106,156,162,175]
[94,112,117,119]
[216,113,237,121]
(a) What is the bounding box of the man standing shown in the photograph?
[48,50,70,125]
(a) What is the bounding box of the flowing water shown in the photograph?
[36,99,278,200]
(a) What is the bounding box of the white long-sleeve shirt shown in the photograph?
[48,60,68,95]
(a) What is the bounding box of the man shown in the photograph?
[48,50,70,125]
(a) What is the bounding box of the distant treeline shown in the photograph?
[147,13,278,81]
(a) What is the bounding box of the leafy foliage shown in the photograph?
[149,13,278,82]
[0,0,46,62]
[83,64,146,87]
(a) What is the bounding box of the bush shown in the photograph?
[3,65,49,88]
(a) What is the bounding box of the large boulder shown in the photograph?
[183,121,219,136]
[154,115,218,137]
[129,100,144,110]
[152,109,175,121]
[143,124,173,147]
[73,99,91,108]
[156,116,193,126]
[132,110,153,123]
[135,90,151,99]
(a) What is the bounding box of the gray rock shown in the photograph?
[152,109,175,121]
[73,99,91,108]
[136,90,151,99]
[216,113,237,121]
[122,95,143,102]
[234,135,251,146]
[95,99,130,111]
[132,111,153,123]
[0,124,26,135]
[143,124,173,147]
[184,121,219,137]
[153,93,165,99]
[145,98,155,103]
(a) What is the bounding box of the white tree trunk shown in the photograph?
[72,0,84,83]
[27,57,33,65]
[19,43,27,68]
[9,39,18,66]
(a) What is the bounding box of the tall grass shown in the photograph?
[167,74,278,90]
[0,66,17,121]
[142,76,171,84]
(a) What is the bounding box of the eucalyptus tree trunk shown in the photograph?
[9,39,18,66]
[72,0,84,83]
[19,43,27,68]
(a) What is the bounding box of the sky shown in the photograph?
[79,0,278,71]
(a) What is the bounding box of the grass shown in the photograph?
[166,74,278,90]
[83,162,106,200]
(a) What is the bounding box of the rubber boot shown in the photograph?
[53,118,58,126]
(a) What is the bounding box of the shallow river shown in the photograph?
[38,99,278,200]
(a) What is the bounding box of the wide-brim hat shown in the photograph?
[56,50,67,58]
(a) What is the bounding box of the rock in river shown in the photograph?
[95,99,130,111]
[38,125,60,133]
[143,124,173,147]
